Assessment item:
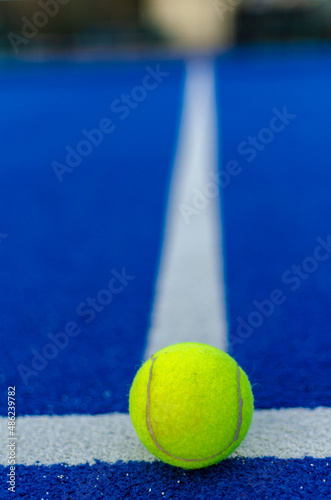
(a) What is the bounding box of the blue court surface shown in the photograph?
[0,44,331,499]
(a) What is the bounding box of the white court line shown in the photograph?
[145,59,227,359]
[0,408,330,466]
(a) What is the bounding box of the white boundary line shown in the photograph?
[1,408,330,466]
[145,59,227,359]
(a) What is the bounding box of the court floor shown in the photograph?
[0,44,331,498]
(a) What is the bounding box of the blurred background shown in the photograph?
[0,0,331,55]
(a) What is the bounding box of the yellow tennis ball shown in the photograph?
[129,342,254,469]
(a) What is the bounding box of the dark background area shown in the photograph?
[0,0,331,54]
[0,0,160,51]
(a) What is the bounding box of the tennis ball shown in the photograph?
[129,342,254,469]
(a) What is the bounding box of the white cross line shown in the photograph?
[0,408,330,466]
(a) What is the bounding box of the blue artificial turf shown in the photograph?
[0,59,185,416]
[0,457,330,499]
[216,45,331,409]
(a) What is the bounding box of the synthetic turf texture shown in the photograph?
[0,458,330,499]
[1,45,331,499]
[217,44,331,409]
[0,58,185,416]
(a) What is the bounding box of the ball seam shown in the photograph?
[146,354,244,463]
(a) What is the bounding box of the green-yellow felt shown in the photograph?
[129,342,254,469]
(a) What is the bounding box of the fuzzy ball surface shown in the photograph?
[129,342,254,469]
